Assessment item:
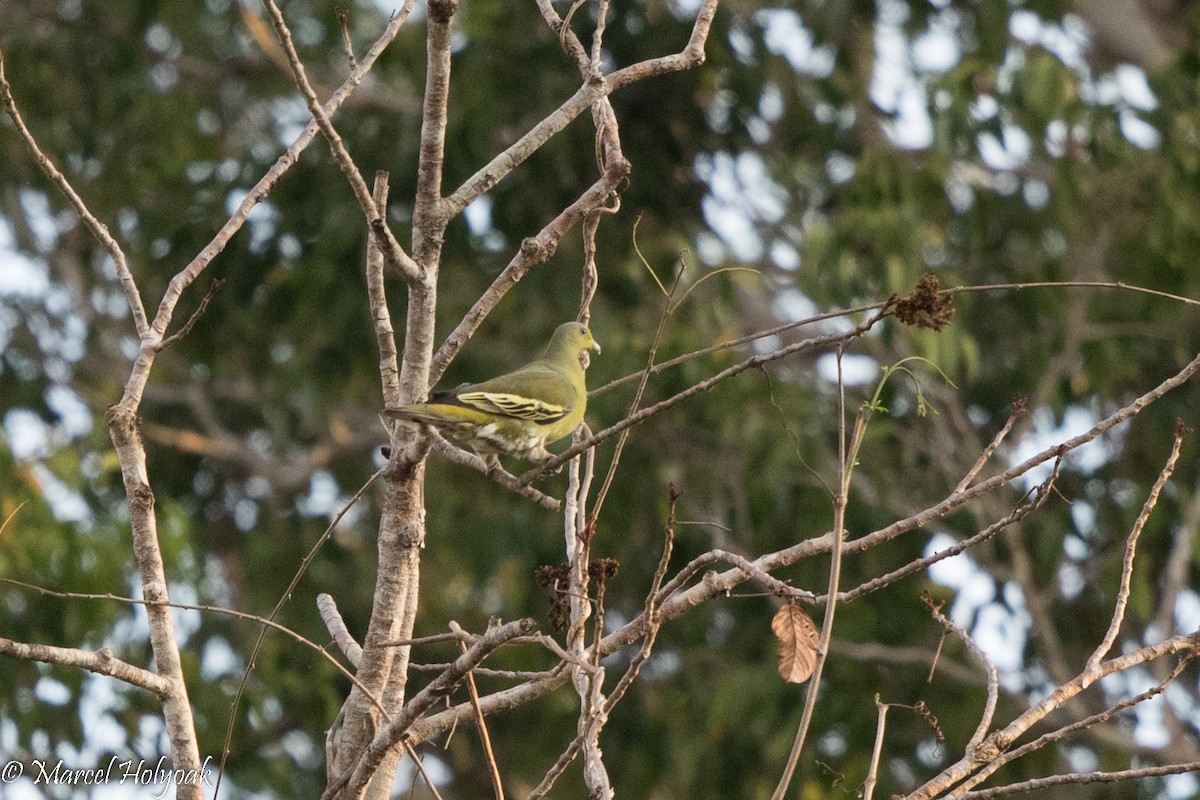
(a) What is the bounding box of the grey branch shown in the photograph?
[0,637,171,697]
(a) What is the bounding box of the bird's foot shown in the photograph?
[533,451,565,476]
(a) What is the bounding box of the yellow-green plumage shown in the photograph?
[385,322,600,467]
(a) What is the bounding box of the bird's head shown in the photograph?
[546,321,601,365]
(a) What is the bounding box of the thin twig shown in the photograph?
[588,246,684,526]
[605,484,678,710]
[771,349,856,800]
[260,0,418,282]
[460,638,506,800]
[0,48,149,339]
[159,278,225,349]
[408,664,555,681]
[403,740,447,800]
[218,465,386,794]
[923,595,999,754]
[958,760,1200,799]
[337,7,358,72]
[591,301,887,397]
[1087,420,1186,670]
[954,399,1027,493]
[949,280,1200,308]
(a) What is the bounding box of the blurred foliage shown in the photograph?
[3,0,1200,798]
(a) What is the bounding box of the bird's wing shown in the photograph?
[451,361,577,423]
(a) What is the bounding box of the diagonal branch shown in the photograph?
[596,348,1200,661]
[1087,420,1185,670]
[325,618,539,800]
[907,634,1200,800]
[429,156,629,386]
[260,0,418,283]
[442,0,718,217]
[429,434,562,510]
[952,650,1198,796]
[834,458,1060,604]
[150,3,417,344]
[0,49,149,339]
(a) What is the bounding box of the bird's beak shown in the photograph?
[591,339,602,355]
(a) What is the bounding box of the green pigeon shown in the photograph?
[385,321,601,468]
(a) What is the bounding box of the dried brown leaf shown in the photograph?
[771,602,819,684]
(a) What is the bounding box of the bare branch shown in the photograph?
[0,637,171,697]
[597,348,1200,667]
[606,484,677,711]
[835,459,1060,604]
[442,0,718,217]
[412,0,456,252]
[847,350,1200,556]
[1088,421,1185,669]
[954,399,1027,493]
[151,2,417,344]
[326,618,539,800]
[428,433,562,510]
[260,0,418,283]
[907,633,1200,800]
[0,577,388,717]
[319,593,363,668]
[0,48,149,338]
[863,699,889,800]
[923,595,999,754]
[953,650,1199,796]
[367,172,402,407]
[408,669,572,745]
[159,278,224,349]
[958,760,1200,799]
[428,161,629,386]
[659,549,817,606]
[337,7,359,72]
[104,407,202,798]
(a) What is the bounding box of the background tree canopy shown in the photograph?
[3,0,1200,797]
